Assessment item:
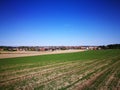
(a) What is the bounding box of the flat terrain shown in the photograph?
[0,49,120,90]
[0,50,84,59]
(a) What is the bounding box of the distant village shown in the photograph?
[0,44,119,51]
[0,46,101,51]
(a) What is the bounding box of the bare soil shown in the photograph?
[0,50,85,59]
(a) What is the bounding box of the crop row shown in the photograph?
[0,56,120,90]
[16,59,111,90]
[77,59,120,90]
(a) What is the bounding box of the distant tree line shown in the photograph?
[0,46,82,51]
[99,44,120,49]
[0,44,120,51]
[0,46,14,51]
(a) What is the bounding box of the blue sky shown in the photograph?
[0,0,120,46]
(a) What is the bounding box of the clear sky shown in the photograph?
[0,0,120,46]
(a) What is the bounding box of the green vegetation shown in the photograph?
[0,49,120,90]
[0,49,119,66]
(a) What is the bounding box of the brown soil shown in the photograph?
[0,50,85,59]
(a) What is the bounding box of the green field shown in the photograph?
[0,50,120,90]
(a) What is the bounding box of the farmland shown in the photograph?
[0,49,120,90]
[0,50,84,59]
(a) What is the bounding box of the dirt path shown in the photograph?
[0,50,85,59]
